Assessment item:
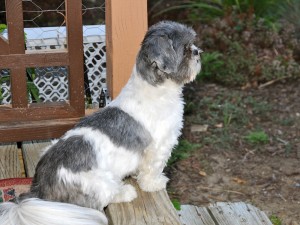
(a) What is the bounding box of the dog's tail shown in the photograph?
[0,198,108,225]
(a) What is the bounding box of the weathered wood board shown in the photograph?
[208,202,273,225]
[22,140,52,177]
[179,203,273,225]
[179,205,215,225]
[106,179,181,225]
[0,143,22,179]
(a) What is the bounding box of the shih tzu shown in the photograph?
[0,21,202,225]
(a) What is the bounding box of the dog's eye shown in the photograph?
[183,44,190,55]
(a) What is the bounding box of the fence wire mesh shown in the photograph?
[0,0,107,108]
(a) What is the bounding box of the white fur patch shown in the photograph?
[0,198,107,225]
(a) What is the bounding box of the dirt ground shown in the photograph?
[167,78,300,225]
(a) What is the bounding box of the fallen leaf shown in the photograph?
[232,177,246,185]
[190,124,208,133]
[215,123,223,128]
[199,171,207,177]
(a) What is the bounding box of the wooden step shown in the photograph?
[22,140,52,177]
[178,203,273,225]
[0,143,22,179]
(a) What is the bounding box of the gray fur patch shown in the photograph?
[75,107,152,152]
[136,21,197,85]
[28,135,97,203]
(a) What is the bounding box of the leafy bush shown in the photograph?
[150,0,300,87]
[154,0,283,25]
[197,12,300,86]
[197,51,224,80]
[0,24,6,33]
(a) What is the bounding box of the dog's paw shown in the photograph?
[138,174,169,192]
[111,184,137,203]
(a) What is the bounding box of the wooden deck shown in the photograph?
[0,141,273,225]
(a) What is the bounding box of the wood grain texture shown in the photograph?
[0,36,9,55]
[106,179,181,225]
[6,0,25,54]
[0,119,78,142]
[106,0,148,99]
[22,140,51,177]
[0,143,22,179]
[0,102,80,123]
[0,51,69,68]
[208,202,273,225]
[65,0,85,115]
[179,205,215,225]
[10,67,28,108]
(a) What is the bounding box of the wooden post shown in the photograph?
[6,0,27,108]
[105,0,148,99]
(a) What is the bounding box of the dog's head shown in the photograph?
[136,21,202,86]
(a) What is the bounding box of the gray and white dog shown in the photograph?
[0,21,202,225]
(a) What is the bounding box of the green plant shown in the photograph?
[269,215,282,225]
[244,96,272,115]
[154,0,284,24]
[197,51,224,81]
[276,0,300,38]
[0,24,7,34]
[171,199,181,210]
[168,139,201,166]
[245,131,269,144]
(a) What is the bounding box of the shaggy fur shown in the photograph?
[0,21,202,225]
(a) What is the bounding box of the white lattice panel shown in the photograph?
[34,67,69,102]
[84,35,107,104]
[0,69,11,105]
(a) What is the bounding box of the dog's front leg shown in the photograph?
[137,146,172,192]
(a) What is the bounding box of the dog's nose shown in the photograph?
[193,48,203,56]
[192,49,199,56]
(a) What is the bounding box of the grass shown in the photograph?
[197,51,224,81]
[245,131,269,145]
[168,139,201,166]
[269,215,282,225]
[171,199,181,210]
[184,87,277,152]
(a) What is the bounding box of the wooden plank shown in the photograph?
[208,202,273,225]
[106,179,181,225]
[0,51,69,68]
[5,0,26,108]
[0,108,97,142]
[105,0,148,99]
[0,143,22,179]
[0,102,80,123]
[10,67,28,108]
[65,0,85,116]
[0,119,78,143]
[178,205,215,225]
[6,0,25,54]
[22,140,52,177]
[0,36,9,55]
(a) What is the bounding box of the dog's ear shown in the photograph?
[144,35,178,74]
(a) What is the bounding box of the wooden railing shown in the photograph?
[0,0,147,142]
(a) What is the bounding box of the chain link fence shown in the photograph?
[0,0,108,108]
